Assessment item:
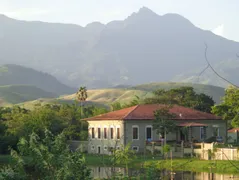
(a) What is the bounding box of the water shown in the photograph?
[90,166,239,180]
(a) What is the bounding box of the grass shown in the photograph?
[57,82,225,106]
[144,158,239,174]
[1,154,239,174]
[84,155,239,174]
[60,89,152,105]
[84,154,161,168]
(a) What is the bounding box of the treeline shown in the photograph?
[112,86,239,128]
[0,104,108,154]
[112,86,215,113]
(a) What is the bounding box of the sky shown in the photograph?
[0,0,239,41]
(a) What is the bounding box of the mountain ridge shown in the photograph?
[0,7,238,88]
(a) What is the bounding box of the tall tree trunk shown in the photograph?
[80,101,83,132]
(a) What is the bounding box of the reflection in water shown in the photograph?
[90,166,239,180]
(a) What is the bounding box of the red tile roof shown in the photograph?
[84,104,221,121]
[228,128,239,133]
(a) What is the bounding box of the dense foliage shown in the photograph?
[111,87,215,113]
[153,107,176,144]
[144,87,215,113]
[0,130,92,180]
[0,104,109,154]
[212,86,239,127]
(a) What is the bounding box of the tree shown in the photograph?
[0,130,92,180]
[144,87,214,113]
[76,87,88,133]
[112,143,136,176]
[153,107,176,145]
[111,102,123,111]
[212,86,239,127]
[76,87,88,108]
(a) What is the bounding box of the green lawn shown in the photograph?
[84,154,161,167]
[144,158,239,174]
[1,154,239,174]
[85,155,239,174]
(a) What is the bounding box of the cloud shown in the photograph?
[212,24,224,37]
[1,8,50,18]
[102,10,123,18]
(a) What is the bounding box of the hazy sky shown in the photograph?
[1,0,238,41]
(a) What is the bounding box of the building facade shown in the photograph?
[84,104,226,154]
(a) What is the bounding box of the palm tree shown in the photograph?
[76,87,88,135]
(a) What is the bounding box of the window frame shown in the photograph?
[91,127,95,139]
[116,126,120,140]
[104,126,108,139]
[97,127,101,139]
[110,126,114,139]
[145,125,153,140]
[132,146,139,152]
[200,127,204,140]
[132,125,139,140]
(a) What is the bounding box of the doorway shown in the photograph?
[97,146,101,154]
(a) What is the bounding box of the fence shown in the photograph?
[146,142,239,160]
[194,143,239,160]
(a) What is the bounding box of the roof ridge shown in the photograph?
[122,105,139,120]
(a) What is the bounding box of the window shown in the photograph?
[116,146,120,150]
[110,127,114,139]
[146,126,152,140]
[213,127,220,137]
[98,128,101,139]
[132,126,139,140]
[104,127,107,139]
[132,146,139,152]
[91,128,95,139]
[117,127,120,139]
[91,145,95,150]
[104,146,108,151]
[200,127,204,140]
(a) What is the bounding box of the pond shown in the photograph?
[90,166,239,180]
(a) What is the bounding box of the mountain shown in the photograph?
[0,7,239,88]
[0,85,57,106]
[0,64,76,95]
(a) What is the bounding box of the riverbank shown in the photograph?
[85,155,239,174]
[144,159,239,174]
[1,154,239,174]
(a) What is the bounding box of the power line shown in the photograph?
[197,43,239,88]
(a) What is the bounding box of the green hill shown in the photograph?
[0,85,57,106]
[12,82,225,109]
[0,64,76,95]
[60,89,152,104]
[60,82,225,104]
